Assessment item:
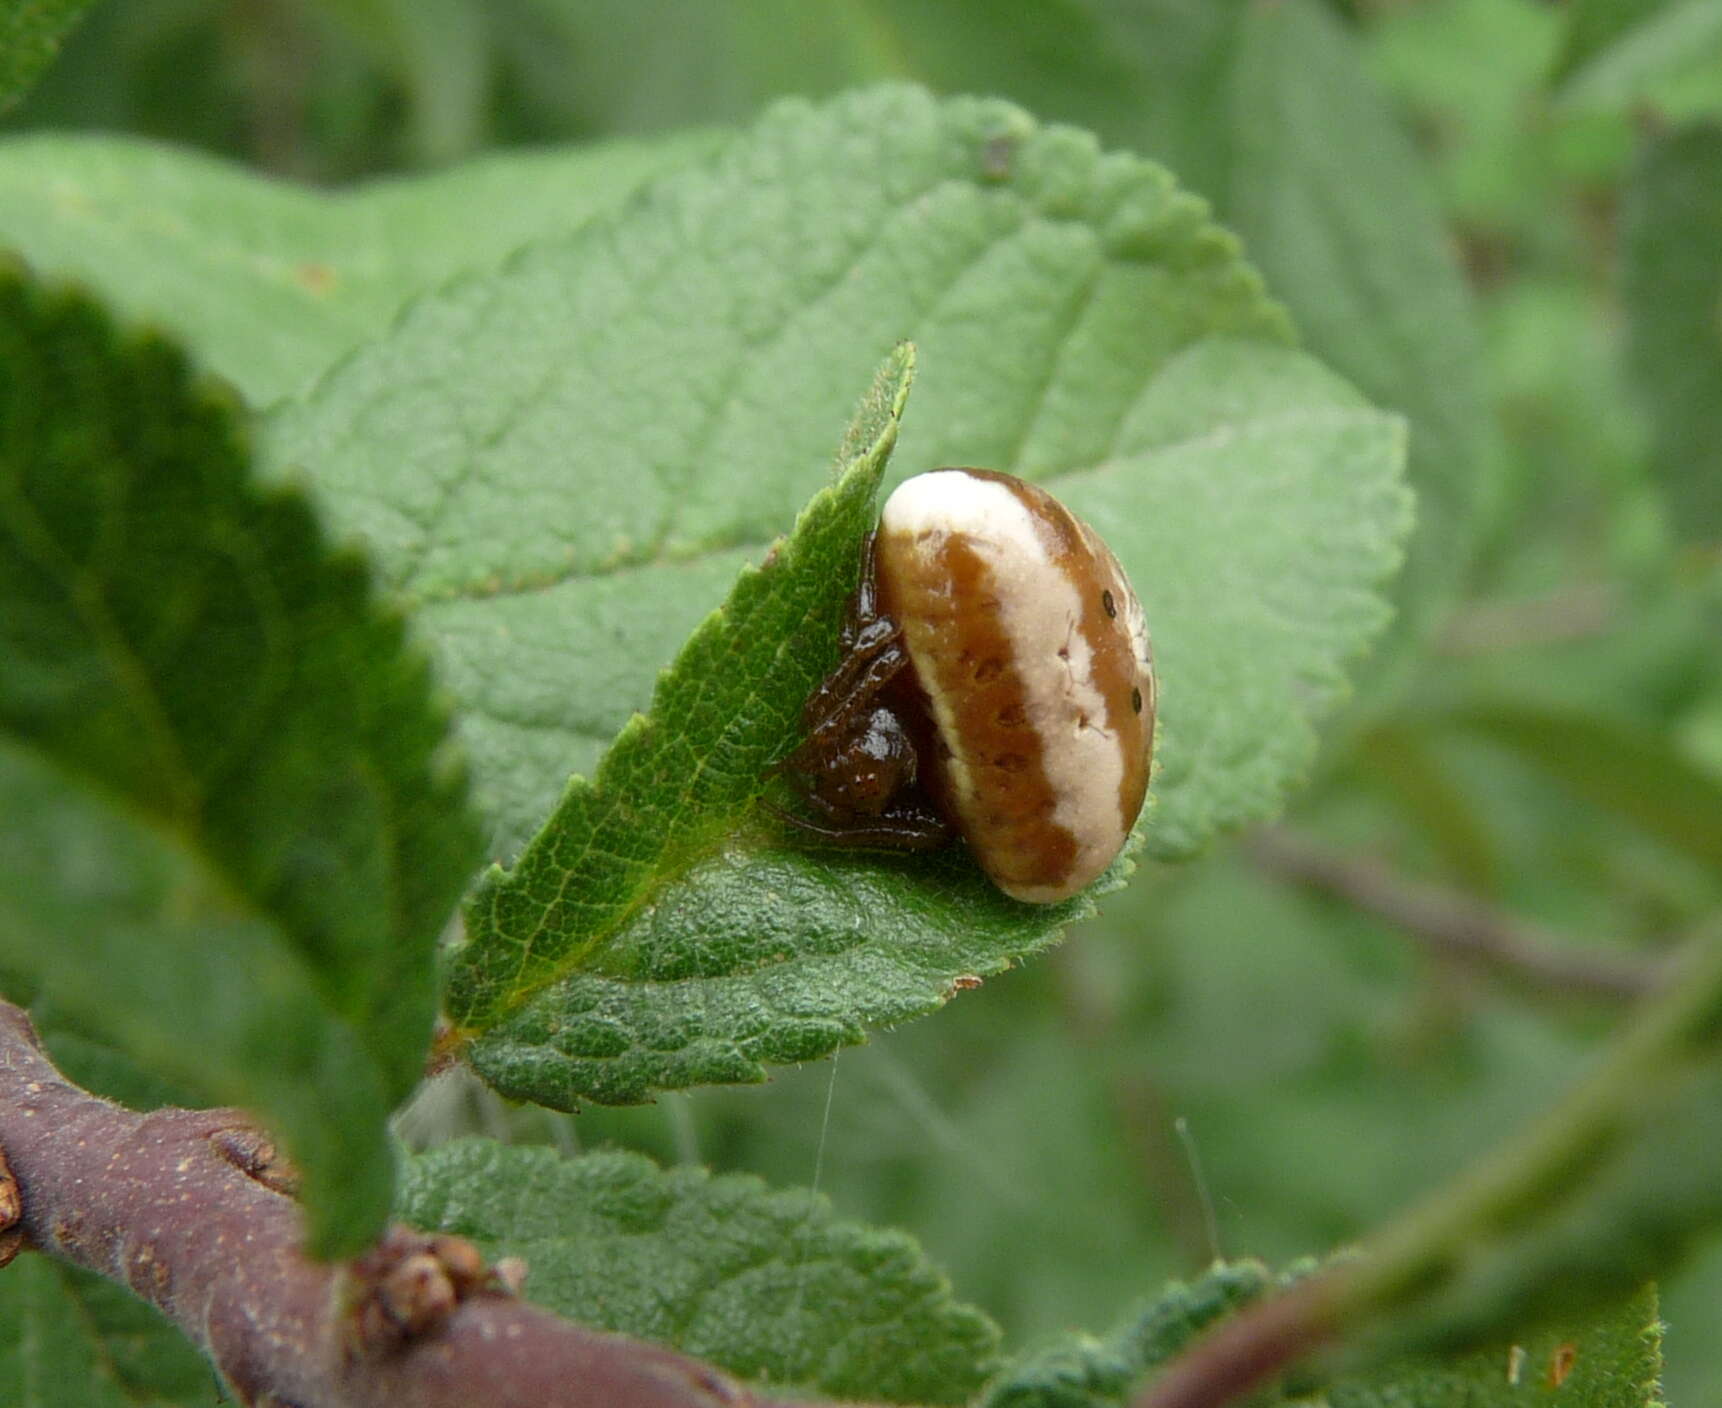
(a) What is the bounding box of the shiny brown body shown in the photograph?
[876,469,1153,902]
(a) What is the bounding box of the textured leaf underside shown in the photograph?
[397,1138,1002,1405]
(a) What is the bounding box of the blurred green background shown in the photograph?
[9,0,1721,1397]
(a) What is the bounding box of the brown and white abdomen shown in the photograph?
[875,468,1155,904]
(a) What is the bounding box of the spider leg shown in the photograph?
[836,533,885,653]
[798,631,909,738]
[758,796,952,852]
[767,634,912,782]
[878,794,954,846]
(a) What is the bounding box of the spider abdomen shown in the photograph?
[876,468,1155,903]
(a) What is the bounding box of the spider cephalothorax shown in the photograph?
[768,532,952,850]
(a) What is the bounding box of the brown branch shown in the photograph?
[1436,583,1616,655]
[0,1000,873,1408]
[1129,1274,1341,1408]
[1249,828,1668,1001]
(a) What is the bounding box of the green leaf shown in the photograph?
[980,1268,1659,1408]
[982,1264,1660,1408]
[262,88,1407,1105]
[1452,704,1722,870]
[0,1255,221,1407]
[0,740,397,1254]
[396,1138,1002,1405]
[0,0,95,113]
[1622,121,1722,544]
[1556,0,1722,111]
[445,344,940,1097]
[1221,0,1496,698]
[328,0,489,165]
[264,87,1294,865]
[1322,1286,1663,1408]
[0,262,482,1253]
[27,994,201,1113]
[0,130,721,404]
[508,4,1492,707]
[1556,0,1673,80]
[1050,340,1411,855]
[980,1262,1274,1408]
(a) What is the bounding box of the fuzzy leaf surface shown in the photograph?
[267,88,1409,1105]
[0,1256,221,1407]
[396,1139,1002,1405]
[0,264,480,1252]
[1622,120,1722,543]
[0,131,719,404]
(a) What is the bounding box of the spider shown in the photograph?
[765,532,953,851]
[766,467,1153,902]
